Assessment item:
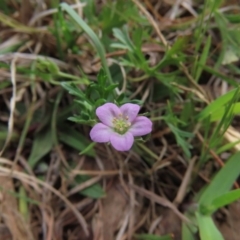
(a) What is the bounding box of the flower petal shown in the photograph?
[120,103,140,122]
[96,103,121,127]
[110,132,134,151]
[129,116,152,136]
[90,123,112,142]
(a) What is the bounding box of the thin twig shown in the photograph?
[130,184,191,223]
[174,156,197,205]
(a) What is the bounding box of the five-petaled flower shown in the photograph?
[90,103,152,151]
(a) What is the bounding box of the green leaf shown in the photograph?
[116,93,125,104]
[209,102,240,122]
[197,87,240,121]
[198,151,240,207]
[61,82,84,98]
[97,68,107,87]
[95,98,107,107]
[28,129,53,168]
[167,35,189,57]
[196,213,224,240]
[19,186,29,221]
[216,139,240,154]
[36,59,60,75]
[68,116,96,125]
[74,175,105,199]
[194,36,211,82]
[207,189,240,214]
[110,42,131,50]
[182,222,196,240]
[132,27,143,50]
[167,124,193,158]
[112,27,135,52]
[58,126,95,157]
[210,0,225,11]
[105,84,119,94]
[134,234,173,240]
[180,101,194,124]
[80,142,96,155]
[225,13,240,23]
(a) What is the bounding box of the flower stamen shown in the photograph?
[112,114,131,134]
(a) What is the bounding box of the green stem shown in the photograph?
[137,142,159,161]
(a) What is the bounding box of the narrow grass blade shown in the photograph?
[194,36,211,82]
[209,189,240,214]
[198,151,240,206]
[196,213,224,240]
[182,222,196,240]
[197,87,240,121]
[74,175,105,199]
[18,186,29,221]
[58,126,95,157]
[208,102,240,122]
[60,3,112,84]
[28,129,53,168]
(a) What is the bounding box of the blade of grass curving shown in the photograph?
[19,186,29,221]
[112,27,135,52]
[208,102,240,122]
[207,87,240,150]
[167,123,193,158]
[60,3,113,84]
[198,151,240,206]
[182,222,196,240]
[196,213,224,240]
[13,104,34,165]
[210,189,240,213]
[13,59,38,164]
[197,87,240,121]
[194,36,211,82]
[28,129,54,168]
[58,126,95,157]
[216,139,240,154]
[73,175,105,199]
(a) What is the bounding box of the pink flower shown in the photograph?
[90,103,152,151]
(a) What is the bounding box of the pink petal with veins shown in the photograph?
[110,132,134,151]
[129,116,152,136]
[96,103,121,127]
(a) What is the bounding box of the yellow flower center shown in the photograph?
[112,114,131,134]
